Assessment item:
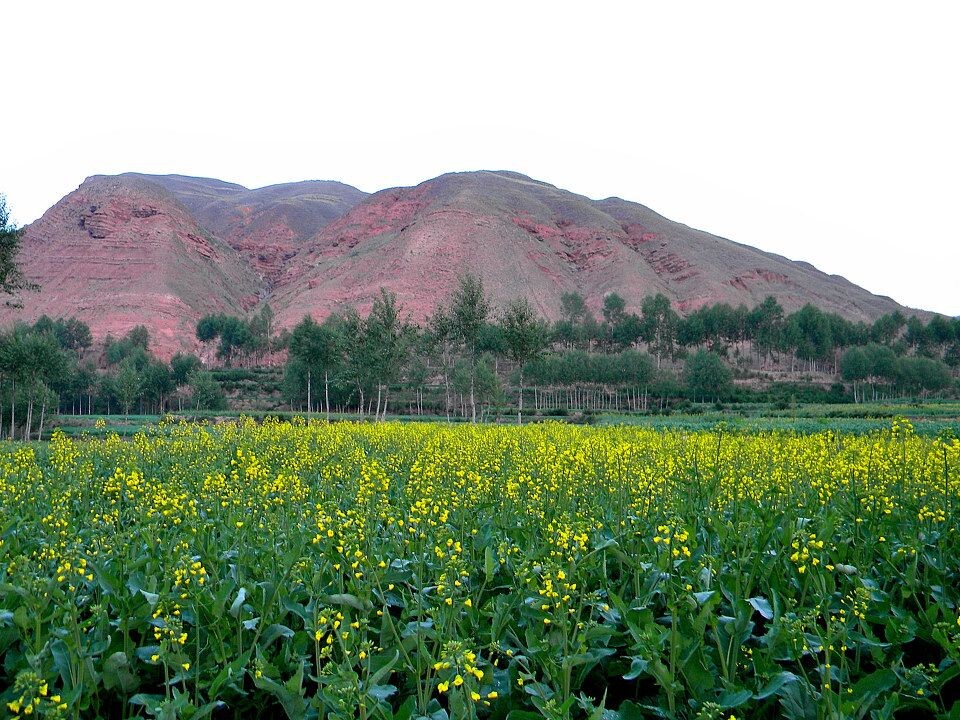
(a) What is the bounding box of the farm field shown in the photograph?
[1,419,959,719]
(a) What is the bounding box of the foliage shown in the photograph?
[189,371,226,411]
[196,306,276,365]
[684,350,733,401]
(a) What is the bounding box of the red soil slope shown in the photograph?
[271,171,907,327]
[0,176,259,359]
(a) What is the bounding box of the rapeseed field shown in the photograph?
[1,419,958,719]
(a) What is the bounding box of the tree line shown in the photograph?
[0,277,955,437]
[0,319,227,440]
[254,277,957,421]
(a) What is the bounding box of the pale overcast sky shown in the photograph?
[4,2,958,315]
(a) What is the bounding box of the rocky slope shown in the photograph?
[0,175,259,358]
[118,174,367,285]
[272,171,906,327]
[2,170,916,356]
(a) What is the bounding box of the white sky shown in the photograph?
[4,2,958,315]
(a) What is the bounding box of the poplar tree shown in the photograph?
[449,273,490,422]
[500,297,550,423]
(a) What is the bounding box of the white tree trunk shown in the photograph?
[324,371,330,421]
[517,370,524,425]
[37,401,47,442]
[306,370,312,415]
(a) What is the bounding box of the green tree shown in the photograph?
[189,371,226,411]
[22,331,66,439]
[171,353,202,386]
[684,350,732,402]
[871,311,906,345]
[0,327,66,439]
[54,317,92,357]
[366,289,411,420]
[452,355,502,420]
[105,327,150,369]
[840,347,870,403]
[334,310,375,416]
[449,273,491,422]
[113,359,142,415]
[288,316,341,418]
[904,316,932,356]
[196,314,255,365]
[601,292,627,326]
[127,325,150,351]
[142,360,175,414]
[640,294,678,368]
[426,310,456,420]
[0,194,36,305]
[747,296,784,364]
[559,291,588,325]
[500,297,550,423]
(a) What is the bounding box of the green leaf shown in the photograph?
[623,657,649,680]
[484,545,496,580]
[754,671,798,699]
[259,623,295,647]
[129,693,165,715]
[851,668,896,696]
[327,592,373,612]
[135,645,162,663]
[693,590,718,605]
[253,665,309,720]
[104,651,139,693]
[367,684,397,701]
[392,696,417,720]
[367,649,400,688]
[748,596,774,620]
[523,681,555,700]
[50,639,73,690]
[242,617,260,631]
[718,688,752,708]
[190,701,227,719]
[207,649,252,699]
[229,587,247,617]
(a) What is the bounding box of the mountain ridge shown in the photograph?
[0,170,926,358]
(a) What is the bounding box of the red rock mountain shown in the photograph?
[1,176,260,357]
[117,174,368,285]
[2,170,915,357]
[271,171,907,328]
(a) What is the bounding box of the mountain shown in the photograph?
[271,171,907,328]
[0,175,260,358]
[2,170,918,357]
[117,174,368,284]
